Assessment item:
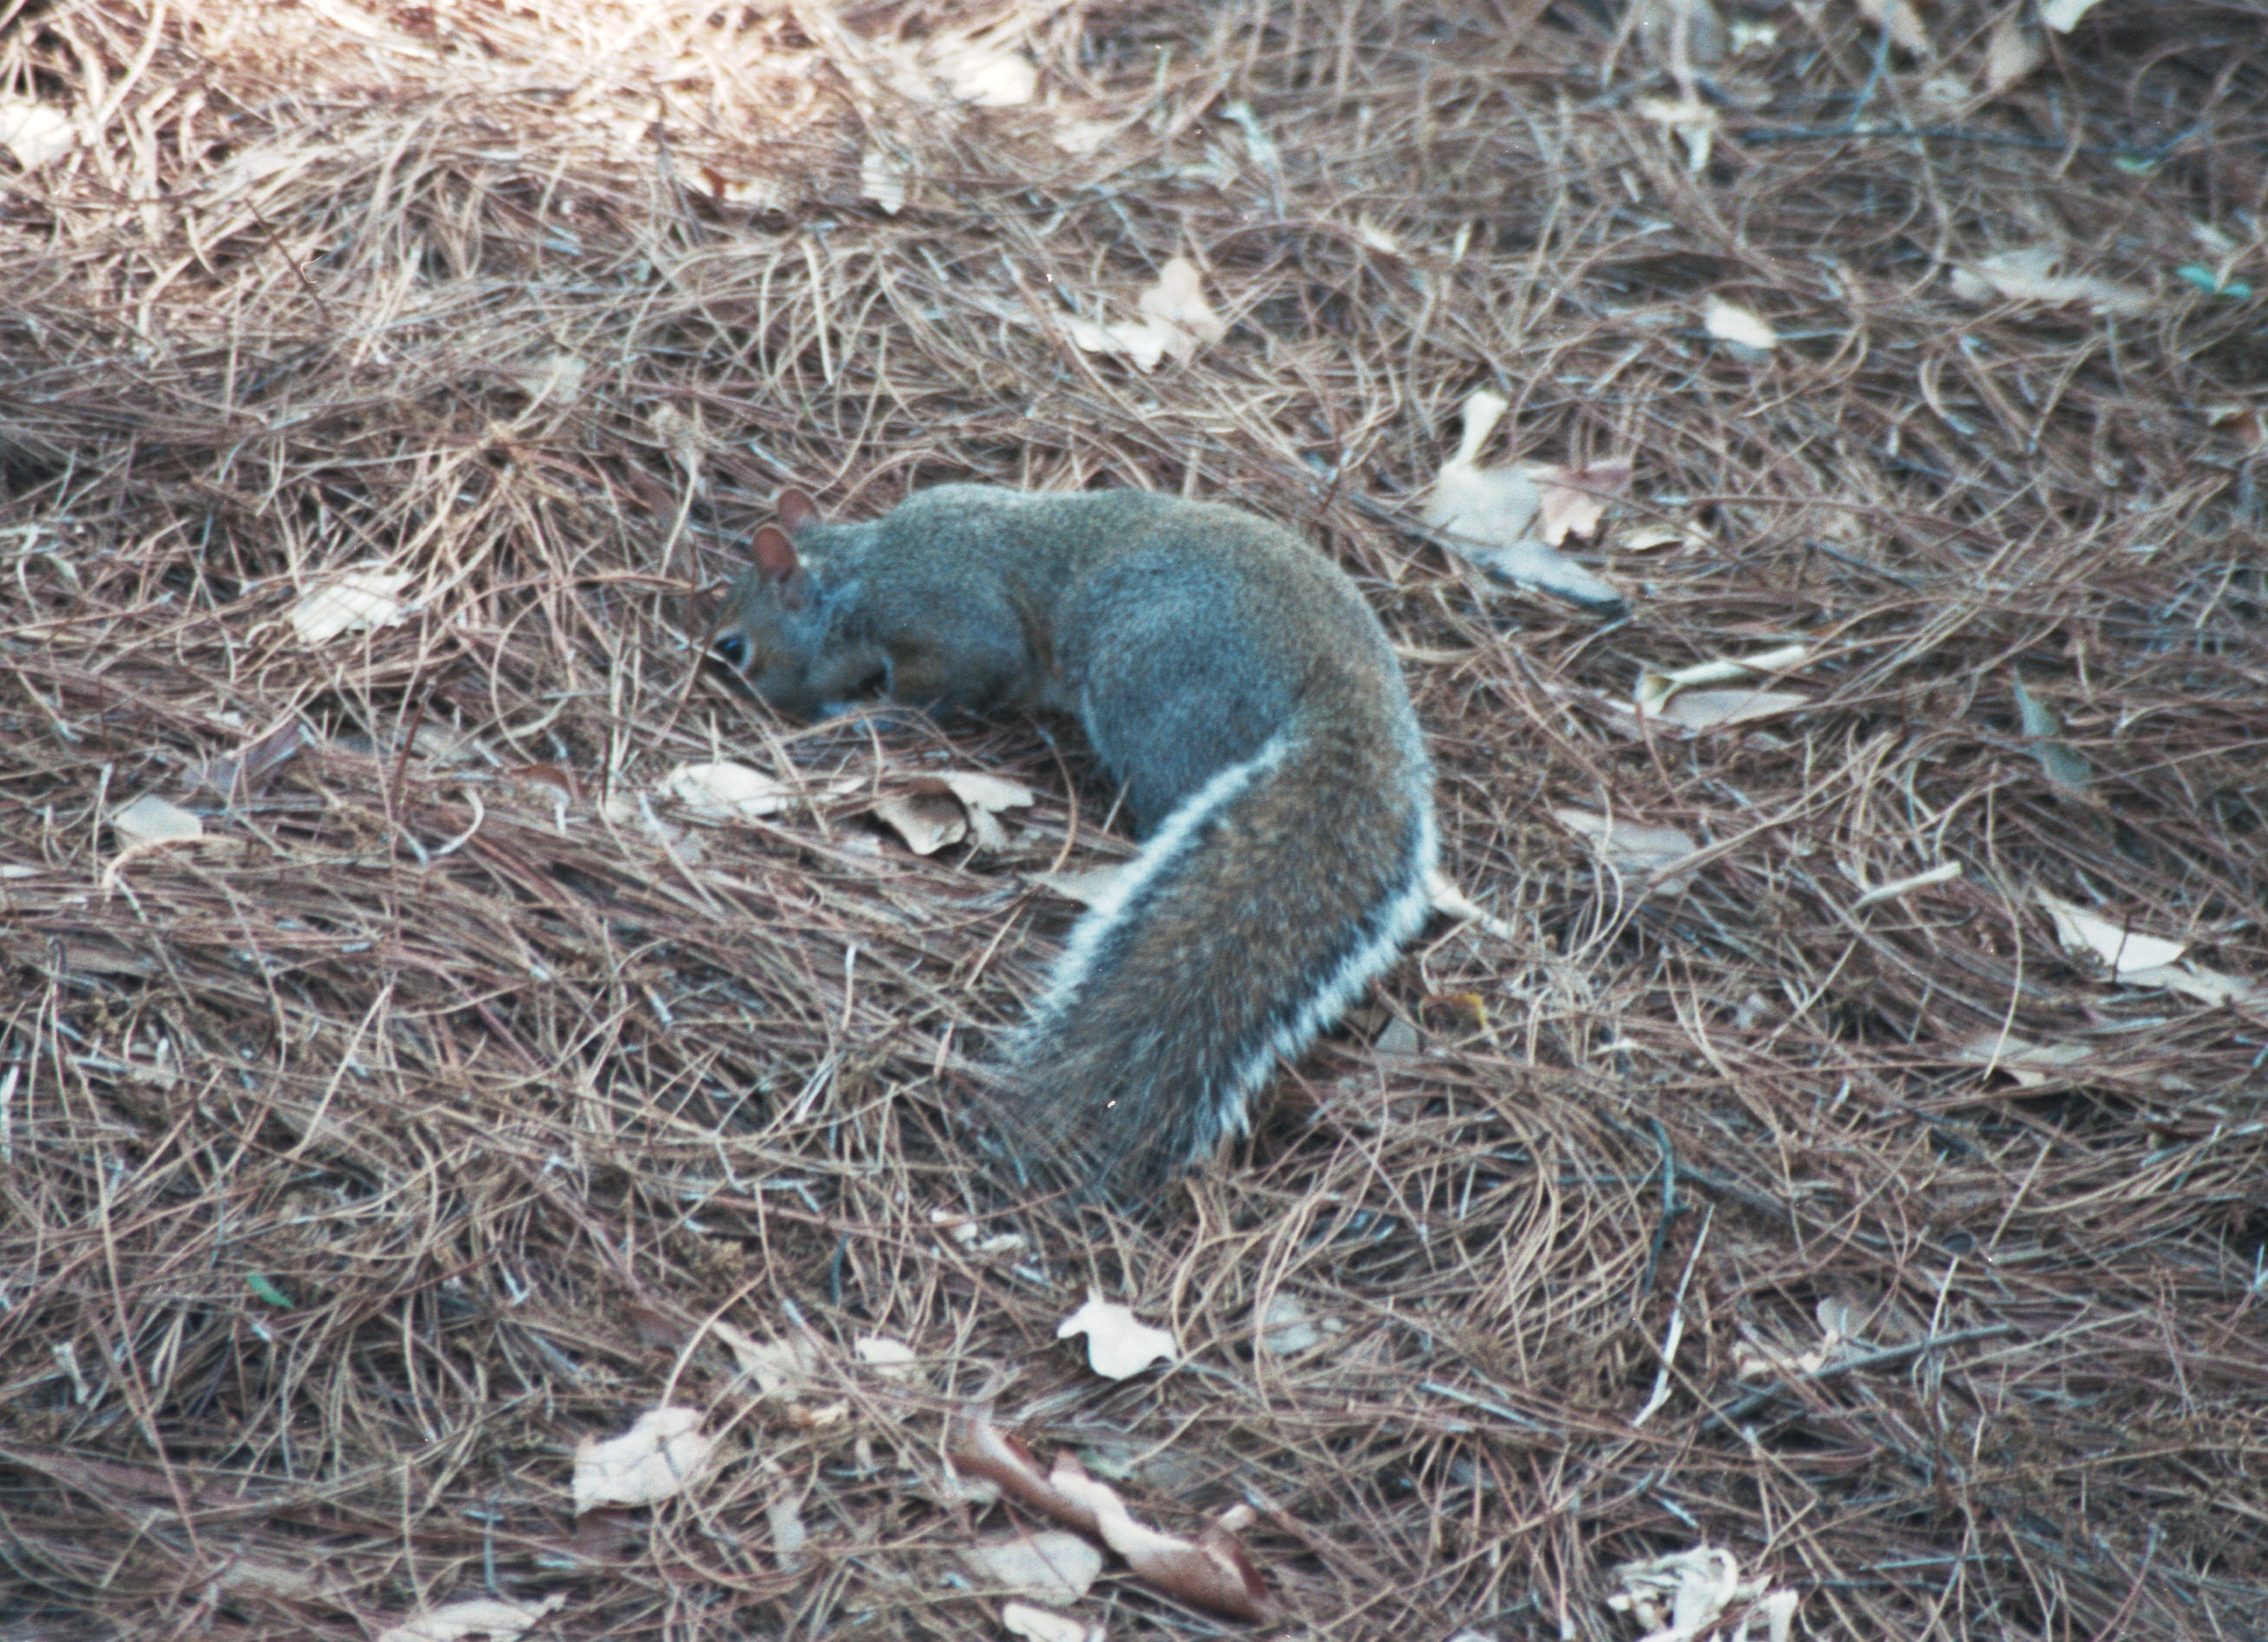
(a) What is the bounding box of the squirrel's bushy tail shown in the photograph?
[991,715,1436,1199]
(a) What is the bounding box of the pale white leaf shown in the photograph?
[2038,0,2105,30]
[709,1321,817,1398]
[1057,1291,1176,1379]
[509,350,586,407]
[287,568,413,644]
[874,791,967,855]
[1032,864,1130,906]
[0,97,76,170]
[859,147,908,214]
[1606,1545,1744,1637]
[376,1593,566,1642]
[1551,807,1698,889]
[1135,256,1226,362]
[1001,1601,1097,1642]
[1060,312,1169,373]
[1949,247,2150,317]
[1853,0,1931,51]
[1051,117,1123,157]
[1636,92,1718,172]
[1531,462,1632,544]
[2116,963,2265,1009]
[959,1532,1104,1605]
[854,1334,920,1382]
[936,771,1034,852]
[1426,460,1542,546]
[112,793,203,845]
[1703,296,1778,350]
[928,39,1037,106]
[662,760,805,819]
[1256,1292,1325,1356]
[2038,891,2189,975]
[766,1495,809,1572]
[1848,860,1963,910]
[1640,687,1811,731]
[1954,1033,2094,1088]
[1984,11,2045,93]
[571,1407,715,1512]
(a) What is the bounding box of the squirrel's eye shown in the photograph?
[715,633,750,671]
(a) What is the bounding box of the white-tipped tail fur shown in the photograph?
[993,714,1437,1198]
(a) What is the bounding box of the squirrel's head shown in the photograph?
[712,489,831,718]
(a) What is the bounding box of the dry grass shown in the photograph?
[3,1,2265,1638]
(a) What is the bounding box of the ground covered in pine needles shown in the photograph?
[3,2,2265,1638]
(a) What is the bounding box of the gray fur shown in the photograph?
[716,484,1437,1197]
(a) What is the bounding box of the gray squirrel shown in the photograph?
[712,484,1437,1197]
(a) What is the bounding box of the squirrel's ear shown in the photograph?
[750,524,810,609]
[776,488,822,535]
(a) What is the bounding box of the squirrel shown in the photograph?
[712,484,1437,1198]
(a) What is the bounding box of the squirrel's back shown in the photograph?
[965,492,1436,1193]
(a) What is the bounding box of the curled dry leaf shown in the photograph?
[875,772,1031,855]
[959,1532,1104,1606]
[873,791,968,854]
[709,1320,817,1398]
[948,1404,1104,1539]
[287,567,413,644]
[931,1208,1030,1256]
[1533,462,1634,546]
[1551,807,1698,891]
[1847,860,1963,910]
[1638,686,1811,731]
[1634,644,1811,727]
[1056,1292,1177,1379]
[374,1593,567,1642]
[1137,257,1227,357]
[1045,1454,1277,1624]
[2010,676,2093,790]
[1424,390,1627,613]
[571,1407,716,1513]
[1636,92,1718,173]
[1606,1545,1796,1642]
[1063,257,1225,373]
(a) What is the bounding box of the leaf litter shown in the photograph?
[1,3,2264,1639]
